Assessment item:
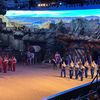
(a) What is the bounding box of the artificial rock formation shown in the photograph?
[0,15,100,60]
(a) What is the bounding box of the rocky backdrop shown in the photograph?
[0,15,100,60]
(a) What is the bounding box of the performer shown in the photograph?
[78,63,84,81]
[61,62,66,77]
[75,63,79,79]
[3,56,8,73]
[69,61,74,79]
[78,59,82,65]
[90,61,95,79]
[8,57,12,71]
[84,61,89,78]
[12,56,17,72]
[55,52,61,60]
[55,52,62,69]
[0,56,3,72]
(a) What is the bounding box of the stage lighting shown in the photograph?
[38,3,47,7]
[59,2,62,5]
[38,4,41,7]
[42,4,46,7]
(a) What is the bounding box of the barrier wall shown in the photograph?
[44,80,100,100]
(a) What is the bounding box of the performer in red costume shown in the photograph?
[0,56,3,72]
[12,56,17,72]
[8,57,12,71]
[3,56,8,73]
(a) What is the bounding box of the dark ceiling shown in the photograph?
[0,0,100,15]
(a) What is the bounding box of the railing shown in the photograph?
[74,91,97,100]
[44,80,100,100]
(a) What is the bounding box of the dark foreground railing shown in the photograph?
[43,80,100,100]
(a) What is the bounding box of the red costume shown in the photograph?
[8,58,12,71]
[12,57,16,72]
[3,57,8,73]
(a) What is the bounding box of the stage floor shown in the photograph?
[0,64,93,100]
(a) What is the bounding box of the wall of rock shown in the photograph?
[0,15,100,59]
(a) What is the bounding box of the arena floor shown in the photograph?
[0,64,93,100]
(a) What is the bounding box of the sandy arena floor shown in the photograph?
[0,64,93,100]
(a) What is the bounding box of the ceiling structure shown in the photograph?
[0,0,100,13]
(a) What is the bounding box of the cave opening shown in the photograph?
[24,40,47,62]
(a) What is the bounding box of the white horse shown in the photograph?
[30,53,35,64]
[27,51,35,65]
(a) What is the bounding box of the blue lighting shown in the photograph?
[59,3,62,5]
[5,9,100,18]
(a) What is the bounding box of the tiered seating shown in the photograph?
[6,0,16,9]
[74,87,100,100]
